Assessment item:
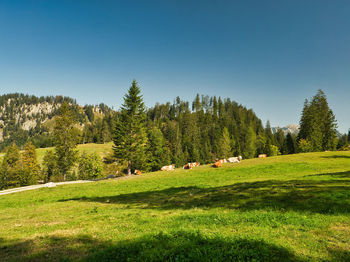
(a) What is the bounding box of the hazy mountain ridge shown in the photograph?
[271,124,300,135]
[272,124,343,138]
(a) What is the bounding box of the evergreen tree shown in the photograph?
[243,126,257,158]
[42,150,59,182]
[147,126,170,171]
[220,127,232,158]
[265,121,275,145]
[274,128,286,154]
[192,93,202,112]
[285,133,297,154]
[53,102,80,181]
[337,134,348,149]
[298,90,337,152]
[113,80,148,175]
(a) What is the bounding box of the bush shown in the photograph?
[269,145,281,156]
[297,139,313,153]
[78,152,103,180]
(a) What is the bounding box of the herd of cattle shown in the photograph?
[158,155,243,172]
[134,154,268,175]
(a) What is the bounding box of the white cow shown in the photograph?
[227,156,243,163]
[161,164,175,171]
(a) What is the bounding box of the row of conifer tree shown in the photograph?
[112,81,341,174]
[0,81,346,188]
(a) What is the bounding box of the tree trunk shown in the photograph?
[63,174,66,181]
[128,161,131,175]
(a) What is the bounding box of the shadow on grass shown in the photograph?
[60,177,350,214]
[321,155,350,159]
[328,248,350,262]
[0,231,305,262]
[305,170,350,178]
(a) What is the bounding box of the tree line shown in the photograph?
[112,81,342,174]
[0,81,346,189]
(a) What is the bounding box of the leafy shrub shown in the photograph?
[297,139,313,153]
[78,152,103,180]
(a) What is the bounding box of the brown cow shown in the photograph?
[258,154,267,158]
[212,161,222,168]
[183,163,191,169]
[183,162,200,169]
[134,170,142,175]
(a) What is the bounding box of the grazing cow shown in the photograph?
[212,161,222,168]
[161,164,175,171]
[227,156,243,163]
[134,170,141,175]
[215,159,227,164]
[192,162,200,167]
[183,162,200,169]
[258,154,267,158]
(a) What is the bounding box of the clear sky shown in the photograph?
[0,0,349,132]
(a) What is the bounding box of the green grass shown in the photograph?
[0,143,113,164]
[0,151,349,261]
[35,142,113,164]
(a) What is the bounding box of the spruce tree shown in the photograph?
[265,121,275,145]
[113,80,148,175]
[285,133,296,154]
[42,150,59,182]
[298,90,337,152]
[147,126,170,171]
[220,127,232,158]
[244,126,257,158]
[274,128,286,154]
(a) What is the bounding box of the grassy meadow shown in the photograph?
[0,151,349,261]
[0,143,113,164]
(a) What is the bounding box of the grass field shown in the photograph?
[0,143,113,164]
[35,143,113,164]
[0,151,349,261]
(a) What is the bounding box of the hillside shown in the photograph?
[0,93,114,150]
[0,151,349,261]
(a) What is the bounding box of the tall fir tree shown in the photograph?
[285,133,297,154]
[147,126,170,171]
[113,80,148,175]
[274,128,286,154]
[298,90,337,152]
[42,150,59,182]
[265,120,275,145]
[220,127,232,158]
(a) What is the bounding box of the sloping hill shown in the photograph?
[0,152,349,261]
[0,93,114,150]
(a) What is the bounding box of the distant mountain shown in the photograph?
[271,124,300,135]
[272,124,343,138]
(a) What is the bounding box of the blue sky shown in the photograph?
[0,0,349,132]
